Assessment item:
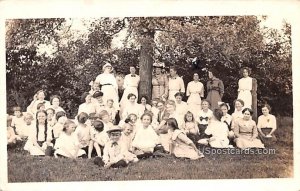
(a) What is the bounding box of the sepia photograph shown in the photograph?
[1,1,299,191]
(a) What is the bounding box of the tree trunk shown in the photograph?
[139,33,155,99]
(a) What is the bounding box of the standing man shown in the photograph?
[168,66,185,101]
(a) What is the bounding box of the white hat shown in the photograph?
[102,62,112,70]
[106,125,123,134]
[153,62,164,68]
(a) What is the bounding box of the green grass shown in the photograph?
[7,117,293,182]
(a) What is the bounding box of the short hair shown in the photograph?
[81,92,91,103]
[50,95,61,105]
[167,118,179,130]
[201,99,211,106]
[46,108,55,114]
[174,92,184,98]
[23,113,34,121]
[37,103,45,110]
[99,110,109,119]
[12,106,22,112]
[242,108,253,115]
[127,93,136,100]
[261,104,272,112]
[89,112,96,119]
[63,119,75,132]
[140,112,153,123]
[240,67,252,76]
[233,99,245,107]
[77,112,89,124]
[93,91,104,98]
[213,108,223,121]
[56,111,66,121]
[93,120,104,132]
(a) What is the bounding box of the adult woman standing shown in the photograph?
[237,67,257,111]
[152,62,168,101]
[206,70,224,110]
[186,73,204,116]
[233,108,264,149]
[95,62,119,110]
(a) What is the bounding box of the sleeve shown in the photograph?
[252,121,258,138]
[177,132,193,145]
[200,83,204,98]
[233,120,241,137]
[111,75,118,92]
[94,75,101,84]
[257,116,262,129]
[219,80,224,98]
[272,115,277,130]
[186,83,191,96]
[54,136,62,149]
[180,78,185,93]
[123,75,129,89]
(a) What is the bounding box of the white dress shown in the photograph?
[168,76,185,101]
[205,120,229,148]
[120,74,140,107]
[186,81,204,115]
[78,102,97,116]
[95,73,119,110]
[238,77,252,109]
[74,124,91,148]
[131,125,159,152]
[54,132,86,158]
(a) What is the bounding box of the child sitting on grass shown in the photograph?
[90,120,109,158]
[131,113,160,158]
[54,120,86,158]
[168,118,204,160]
[94,126,138,168]
[182,111,200,144]
[7,115,21,146]
[20,113,35,139]
[120,122,134,151]
[74,112,92,158]
[105,99,117,124]
[99,110,114,132]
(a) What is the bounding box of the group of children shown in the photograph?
[7,87,277,168]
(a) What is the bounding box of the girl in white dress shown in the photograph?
[237,67,253,109]
[11,106,26,138]
[231,99,245,131]
[168,118,204,160]
[137,95,152,115]
[54,120,86,158]
[95,62,119,110]
[182,111,199,143]
[219,102,233,139]
[186,73,204,116]
[90,120,107,158]
[131,113,159,156]
[26,90,51,115]
[122,93,143,120]
[196,100,213,139]
[24,110,53,156]
[120,66,140,107]
[74,112,92,157]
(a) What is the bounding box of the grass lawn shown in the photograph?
[7,117,293,182]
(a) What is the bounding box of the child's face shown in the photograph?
[52,98,60,107]
[107,101,113,107]
[96,96,103,103]
[201,101,209,110]
[235,101,243,111]
[151,100,158,107]
[109,131,121,142]
[124,125,133,136]
[93,83,100,91]
[186,114,193,122]
[175,96,182,103]
[220,105,228,115]
[39,105,46,111]
[141,115,151,127]
[66,123,76,134]
[14,110,21,117]
[102,114,110,123]
[157,102,164,111]
[262,107,270,116]
[24,117,33,125]
[243,69,249,78]
[130,115,137,123]
[166,104,175,113]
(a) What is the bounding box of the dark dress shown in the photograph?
[206,77,224,110]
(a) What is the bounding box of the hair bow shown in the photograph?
[218,101,230,110]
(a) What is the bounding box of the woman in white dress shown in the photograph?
[95,62,119,110]
[49,95,65,113]
[186,73,204,116]
[77,92,97,116]
[120,66,140,107]
[237,67,253,109]
[27,90,51,115]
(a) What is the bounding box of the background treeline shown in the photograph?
[6,16,292,118]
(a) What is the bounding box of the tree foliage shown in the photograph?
[6,16,292,117]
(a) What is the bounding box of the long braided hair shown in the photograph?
[36,110,48,142]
